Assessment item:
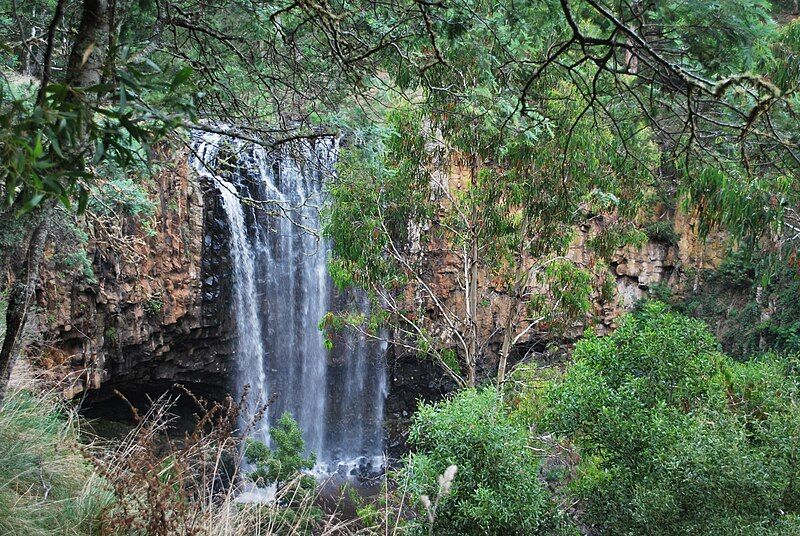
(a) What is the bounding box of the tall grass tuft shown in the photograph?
[0,388,111,535]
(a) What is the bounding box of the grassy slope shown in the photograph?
[0,390,110,536]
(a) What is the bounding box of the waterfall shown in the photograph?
[190,130,387,476]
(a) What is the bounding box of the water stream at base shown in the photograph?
[190,131,387,478]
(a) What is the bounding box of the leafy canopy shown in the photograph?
[538,302,800,534]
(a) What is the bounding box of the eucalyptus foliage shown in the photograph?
[540,302,800,534]
[0,60,193,213]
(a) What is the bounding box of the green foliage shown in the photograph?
[399,388,558,535]
[104,326,117,346]
[0,390,110,535]
[540,302,800,534]
[681,167,798,269]
[646,281,675,303]
[679,252,800,358]
[47,215,97,284]
[0,59,193,214]
[325,109,433,291]
[245,414,320,534]
[540,260,593,322]
[767,18,800,91]
[56,250,97,285]
[505,364,564,429]
[643,219,679,245]
[245,412,316,485]
[647,0,776,74]
[90,177,156,218]
[143,298,163,317]
[326,69,655,383]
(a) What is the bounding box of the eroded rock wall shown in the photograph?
[36,148,236,399]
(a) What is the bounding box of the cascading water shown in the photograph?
[190,130,387,476]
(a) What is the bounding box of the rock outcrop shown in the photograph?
[35,148,236,400]
[28,144,724,453]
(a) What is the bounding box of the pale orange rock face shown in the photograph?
[395,161,724,363]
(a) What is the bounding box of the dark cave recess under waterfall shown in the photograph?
[190,130,387,477]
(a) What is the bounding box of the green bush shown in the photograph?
[643,219,679,245]
[541,302,800,535]
[245,413,320,534]
[245,412,316,485]
[89,176,156,218]
[399,388,557,536]
[143,298,163,317]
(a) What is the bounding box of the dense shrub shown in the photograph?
[399,388,558,535]
[89,176,156,218]
[541,302,800,535]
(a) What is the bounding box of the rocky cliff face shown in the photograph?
[31,145,723,451]
[388,210,725,377]
[383,206,725,453]
[35,148,236,400]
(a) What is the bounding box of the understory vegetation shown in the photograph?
[391,302,800,535]
[0,386,363,535]
[2,301,798,535]
[0,390,108,535]
[674,252,800,358]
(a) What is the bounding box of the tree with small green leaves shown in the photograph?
[538,302,800,534]
[0,0,196,405]
[245,412,316,486]
[398,388,561,535]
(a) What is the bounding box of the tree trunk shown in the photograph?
[35,0,68,105]
[496,273,524,388]
[0,0,111,406]
[496,219,530,388]
[467,229,479,386]
[0,217,51,406]
[66,0,110,89]
[465,160,479,387]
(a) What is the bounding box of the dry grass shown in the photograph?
[85,387,401,535]
[0,378,412,536]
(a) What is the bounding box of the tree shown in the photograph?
[326,103,647,387]
[538,302,800,534]
[1,0,797,402]
[322,0,798,387]
[245,412,316,485]
[244,413,321,535]
[398,387,559,535]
